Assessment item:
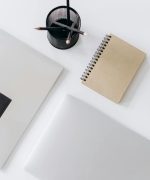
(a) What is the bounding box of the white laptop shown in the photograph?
[0,29,63,168]
[25,95,150,180]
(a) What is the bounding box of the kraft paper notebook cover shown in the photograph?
[81,34,146,103]
[0,29,63,168]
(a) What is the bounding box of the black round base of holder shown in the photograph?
[46,6,81,50]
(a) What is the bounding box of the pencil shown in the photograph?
[53,21,86,35]
[66,17,78,44]
[66,0,70,25]
[35,27,62,31]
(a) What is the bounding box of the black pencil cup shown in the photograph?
[46,6,81,49]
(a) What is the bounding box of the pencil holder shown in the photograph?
[46,6,81,49]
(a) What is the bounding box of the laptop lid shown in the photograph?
[0,29,63,168]
[25,95,150,180]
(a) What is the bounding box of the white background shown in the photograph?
[0,0,150,179]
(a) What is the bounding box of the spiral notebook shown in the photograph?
[81,34,146,103]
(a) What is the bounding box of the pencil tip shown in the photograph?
[34,27,40,30]
[66,39,70,44]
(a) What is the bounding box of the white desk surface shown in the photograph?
[0,0,150,179]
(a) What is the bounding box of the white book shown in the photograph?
[0,29,63,168]
[26,95,150,180]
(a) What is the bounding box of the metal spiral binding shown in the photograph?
[81,34,112,81]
